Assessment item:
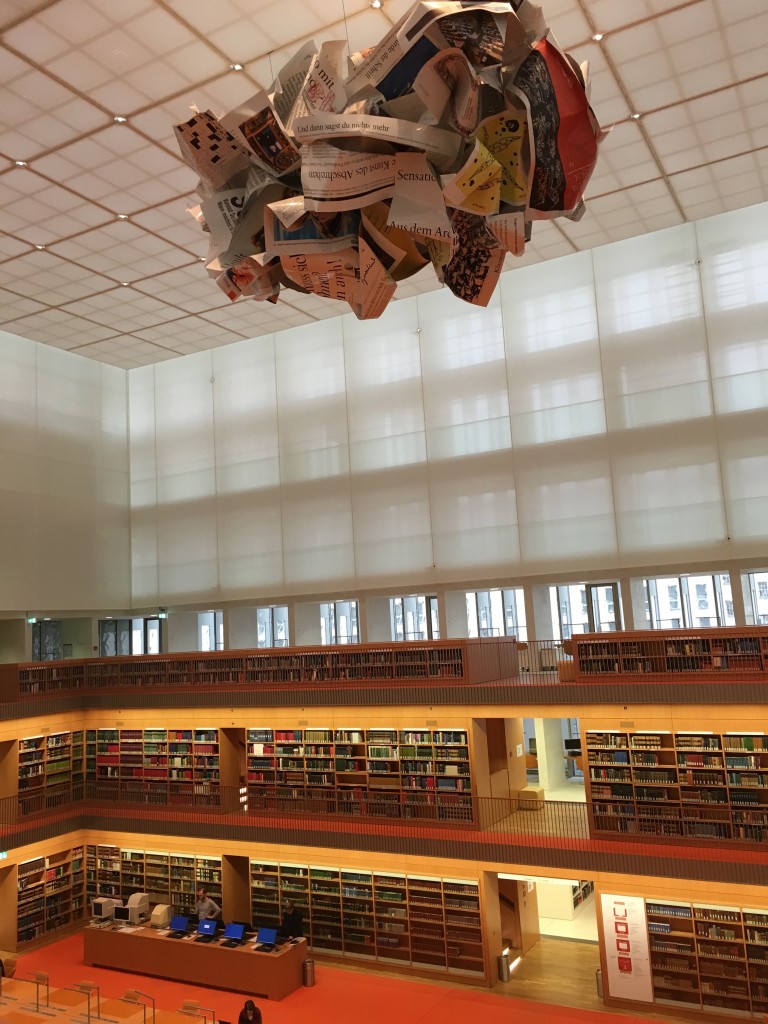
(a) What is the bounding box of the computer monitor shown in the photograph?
[256,926,277,945]
[564,739,582,752]
[93,897,119,918]
[223,922,245,942]
[169,915,189,933]
[198,919,217,937]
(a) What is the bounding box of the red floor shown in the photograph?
[12,933,660,1024]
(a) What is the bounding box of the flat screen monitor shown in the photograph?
[564,739,582,752]
[169,915,189,933]
[224,922,246,942]
[257,926,277,945]
[113,905,131,923]
[198,918,217,936]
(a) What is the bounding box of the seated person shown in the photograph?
[238,999,262,1024]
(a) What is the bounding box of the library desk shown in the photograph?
[50,988,89,1009]
[97,997,146,1020]
[83,926,306,1000]
[154,1012,200,1024]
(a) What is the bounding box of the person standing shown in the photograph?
[238,999,262,1024]
[280,898,304,938]
[195,887,220,922]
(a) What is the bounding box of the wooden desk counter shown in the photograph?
[83,926,306,1001]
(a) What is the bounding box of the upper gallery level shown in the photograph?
[3,628,768,717]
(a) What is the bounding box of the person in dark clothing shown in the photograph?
[280,899,304,938]
[238,999,262,1024]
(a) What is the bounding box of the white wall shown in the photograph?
[0,333,130,612]
[126,202,768,608]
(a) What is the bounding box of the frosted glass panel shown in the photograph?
[123,202,768,602]
[0,331,130,609]
[344,301,427,471]
[352,468,432,578]
[500,252,606,446]
[429,457,520,571]
[514,442,617,565]
[719,423,768,542]
[594,224,712,431]
[612,426,726,553]
[276,320,350,483]
[697,204,768,414]
[418,289,511,459]
[154,353,216,503]
[212,336,279,493]
[282,484,355,585]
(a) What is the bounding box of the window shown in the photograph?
[645,573,733,628]
[466,588,527,640]
[256,606,289,648]
[198,611,223,651]
[746,571,768,625]
[99,618,161,656]
[390,595,439,641]
[549,582,622,638]
[320,601,359,644]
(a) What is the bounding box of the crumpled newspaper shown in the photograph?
[173,0,603,319]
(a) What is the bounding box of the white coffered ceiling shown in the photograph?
[1,0,766,368]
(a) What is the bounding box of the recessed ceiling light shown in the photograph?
[113,115,128,123]
[116,213,129,220]
[631,112,641,119]
[199,256,207,262]
[15,160,28,167]
[229,63,244,71]
[121,281,130,286]
[592,33,603,41]
[370,0,382,8]
[35,244,46,250]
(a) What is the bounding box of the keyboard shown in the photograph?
[168,931,187,939]
[220,939,240,948]
[255,942,275,952]
[195,934,215,943]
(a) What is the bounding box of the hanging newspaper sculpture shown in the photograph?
[174,1,604,319]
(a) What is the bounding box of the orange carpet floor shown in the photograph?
[11,933,663,1024]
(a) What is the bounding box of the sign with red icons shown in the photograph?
[600,894,653,1002]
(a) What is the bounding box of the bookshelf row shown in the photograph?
[575,628,768,678]
[249,861,483,975]
[10,638,518,697]
[645,898,768,1017]
[86,728,220,784]
[246,727,470,795]
[18,731,84,810]
[586,730,768,841]
[17,846,84,944]
[16,726,474,815]
[86,845,222,918]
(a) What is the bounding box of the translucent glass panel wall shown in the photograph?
[0,332,130,610]
[128,203,768,606]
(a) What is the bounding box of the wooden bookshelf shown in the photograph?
[84,727,220,800]
[84,845,222,916]
[586,729,768,843]
[5,638,518,700]
[248,860,484,978]
[245,725,473,820]
[18,730,83,814]
[574,628,768,680]
[646,898,768,1017]
[17,845,85,946]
